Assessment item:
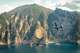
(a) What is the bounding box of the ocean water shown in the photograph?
[0,44,80,53]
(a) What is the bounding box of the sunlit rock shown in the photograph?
[7,32,10,45]
[19,20,23,31]
[1,29,6,42]
[35,21,44,39]
[15,16,19,23]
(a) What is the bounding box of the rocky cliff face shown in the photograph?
[0,4,79,45]
[0,4,50,45]
[48,8,78,44]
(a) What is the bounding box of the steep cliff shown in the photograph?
[0,4,79,46]
[0,4,51,45]
[48,8,78,44]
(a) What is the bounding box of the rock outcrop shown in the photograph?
[48,8,78,44]
[0,4,79,46]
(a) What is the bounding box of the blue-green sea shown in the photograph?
[0,44,80,53]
